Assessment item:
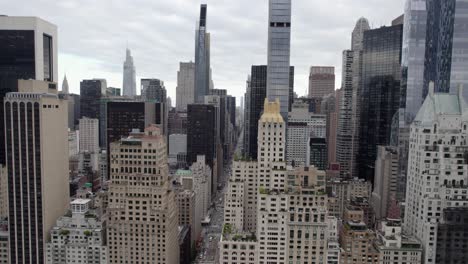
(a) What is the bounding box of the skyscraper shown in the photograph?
[122,48,136,97]
[308,66,335,98]
[266,0,292,120]
[358,23,403,182]
[107,126,179,263]
[141,78,166,103]
[423,0,468,99]
[176,62,195,111]
[187,104,216,190]
[6,80,69,263]
[247,66,267,160]
[336,18,370,178]
[61,74,69,94]
[80,79,106,120]
[396,0,428,203]
[194,5,210,103]
[0,16,58,164]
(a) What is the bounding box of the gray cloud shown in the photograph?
[3,0,405,103]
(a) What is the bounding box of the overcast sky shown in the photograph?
[4,0,404,105]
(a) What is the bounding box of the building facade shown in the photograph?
[107,126,179,263]
[266,0,292,120]
[176,62,195,111]
[404,84,468,264]
[46,199,107,264]
[141,78,166,103]
[358,24,403,182]
[80,79,106,120]
[5,80,69,263]
[308,66,335,98]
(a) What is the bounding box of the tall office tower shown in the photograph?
[46,199,108,263]
[337,18,370,178]
[122,48,136,97]
[107,126,179,264]
[403,85,468,264]
[0,16,57,164]
[176,62,195,111]
[357,23,403,182]
[308,66,335,98]
[286,102,326,167]
[187,104,216,190]
[266,0,292,120]
[395,0,428,205]
[5,80,69,263]
[79,117,99,154]
[423,0,468,99]
[194,4,210,103]
[321,90,340,164]
[141,78,166,102]
[372,146,398,221]
[80,79,106,120]
[246,66,267,159]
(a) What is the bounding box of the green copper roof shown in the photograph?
[175,170,192,176]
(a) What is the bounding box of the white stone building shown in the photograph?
[375,219,422,264]
[46,199,107,264]
[404,84,468,264]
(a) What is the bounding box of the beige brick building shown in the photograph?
[107,125,179,263]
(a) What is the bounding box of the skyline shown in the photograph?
[3,0,404,104]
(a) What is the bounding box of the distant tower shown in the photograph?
[266,0,292,120]
[194,4,211,103]
[176,62,195,111]
[62,74,69,94]
[336,17,371,178]
[122,48,136,97]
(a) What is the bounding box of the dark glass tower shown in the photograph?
[423,0,468,98]
[358,24,403,182]
[0,17,57,164]
[187,104,215,171]
[247,65,267,160]
[80,79,106,120]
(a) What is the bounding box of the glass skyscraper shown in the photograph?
[423,0,468,98]
[266,0,292,120]
[194,4,211,103]
[358,24,403,182]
